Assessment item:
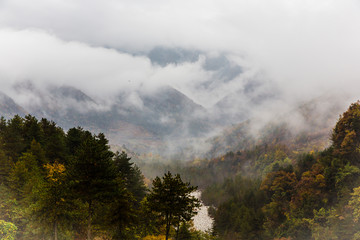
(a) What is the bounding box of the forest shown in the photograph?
[128,101,360,240]
[0,115,207,240]
[194,101,360,239]
[3,101,360,240]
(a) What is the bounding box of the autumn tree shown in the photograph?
[290,164,327,218]
[32,162,70,240]
[332,101,360,164]
[261,170,297,236]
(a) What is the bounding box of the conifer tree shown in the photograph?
[68,133,117,240]
[113,151,147,203]
[147,172,200,240]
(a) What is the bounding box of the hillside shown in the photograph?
[174,101,360,240]
[206,94,348,158]
[1,83,212,155]
[0,92,27,118]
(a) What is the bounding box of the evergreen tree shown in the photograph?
[68,132,117,240]
[113,151,147,203]
[147,172,200,240]
[3,115,26,160]
[66,127,91,155]
[40,118,67,164]
[23,114,44,148]
[0,148,12,186]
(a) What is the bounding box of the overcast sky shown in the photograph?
[1,0,360,110]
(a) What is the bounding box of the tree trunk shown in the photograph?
[54,219,58,240]
[87,201,92,240]
[175,217,180,240]
[165,213,170,240]
[166,223,170,240]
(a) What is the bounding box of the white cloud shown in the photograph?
[1,0,360,118]
[0,29,238,108]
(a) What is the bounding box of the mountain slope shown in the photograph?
[0,83,212,154]
[0,92,27,118]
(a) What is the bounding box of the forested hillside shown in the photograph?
[129,101,360,240]
[0,115,206,240]
[4,101,360,240]
[191,102,360,239]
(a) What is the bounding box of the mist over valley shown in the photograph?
[2,1,360,239]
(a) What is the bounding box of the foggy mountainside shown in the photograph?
[0,82,214,154]
[2,1,360,240]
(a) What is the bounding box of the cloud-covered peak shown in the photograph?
[1,1,360,154]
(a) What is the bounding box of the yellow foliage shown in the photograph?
[44,162,66,182]
[142,235,167,240]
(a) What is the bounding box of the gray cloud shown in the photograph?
[1,0,360,143]
[0,28,259,110]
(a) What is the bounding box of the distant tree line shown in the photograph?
[197,101,360,239]
[0,115,204,240]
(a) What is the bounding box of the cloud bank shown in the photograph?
[1,0,360,125]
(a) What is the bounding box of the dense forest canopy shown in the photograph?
[0,115,204,240]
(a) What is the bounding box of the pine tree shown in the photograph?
[68,133,117,240]
[113,151,147,203]
[147,172,200,240]
[3,115,26,160]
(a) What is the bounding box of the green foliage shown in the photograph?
[197,102,360,239]
[204,175,265,239]
[67,132,120,239]
[349,186,360,223]
[40,118,67,163]
[2,115,26,160]
[0,220,17,240]
[31,162,73,240]
[7,101,360,240]
[0,115,150,239]
[114,151,147,203]
[0,149,12,186]
[147,172,200,240]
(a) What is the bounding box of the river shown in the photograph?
[191,191,214,232]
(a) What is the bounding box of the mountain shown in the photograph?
[0,83,212,154]
[206,93,348,158]
[211,78,279,125]
[1,80,352,159]
[0,92,27,118]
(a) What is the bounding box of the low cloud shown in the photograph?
[0,28,257,110]
[1,1,360,156]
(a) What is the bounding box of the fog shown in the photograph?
[1,0,360,156]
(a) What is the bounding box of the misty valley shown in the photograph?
[2,83,360,240]
[2,1,360,239]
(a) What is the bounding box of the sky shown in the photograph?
[1,0,360,114]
